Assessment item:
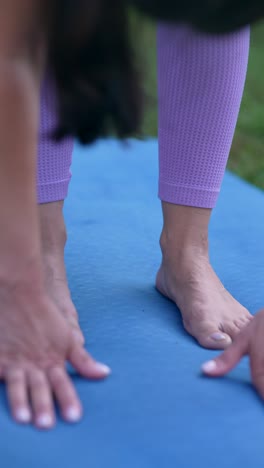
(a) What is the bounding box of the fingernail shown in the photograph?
[96,363,111,375]
[37,414,53,428]
[202,360,217,373]
[16,408,31,423]
[65,406,82,423]
[211,332,227,341]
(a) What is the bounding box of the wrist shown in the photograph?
[0,251,44,292]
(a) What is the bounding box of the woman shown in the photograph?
[42,27,252,348]
[0,0,264,430]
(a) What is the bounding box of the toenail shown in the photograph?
[210,332,228,341]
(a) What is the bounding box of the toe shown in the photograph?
[198,331,232,350]
[222,319,249,340]
[184,320,232,350]
[215,307,253,341]
[235,314,253,326]
[233,318,250,331]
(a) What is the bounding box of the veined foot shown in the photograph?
[39,202,85,345]
[156,245,252,350]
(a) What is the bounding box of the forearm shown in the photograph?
[0,60,42,279]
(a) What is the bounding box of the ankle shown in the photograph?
[160,229,209,258]
[160,202,211,259]
[159,233,211,287]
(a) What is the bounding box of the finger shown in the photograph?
[48,367,82,423]
[201,330,249,377]
[71,327,85,346]
[251,366,264,400]
[69,346,111,380]
[28,369,55,430]
[250,349,264,400]
[6,369,31,424]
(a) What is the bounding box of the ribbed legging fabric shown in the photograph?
[37,26,250,208]
[37,79,73,204]
[157,25,250,208]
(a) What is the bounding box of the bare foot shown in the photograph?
[156,242,252,350]
[39,202,85,345]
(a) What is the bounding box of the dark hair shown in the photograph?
[49,0,264,144]
[49,0,143,144]
[129,0,264,34]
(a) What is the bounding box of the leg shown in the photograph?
[156,25,252,349]
[37,78,84,344]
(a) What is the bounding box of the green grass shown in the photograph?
[138,20,264,189]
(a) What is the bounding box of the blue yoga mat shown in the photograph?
[1,139,264,467]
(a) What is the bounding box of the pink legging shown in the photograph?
[37,79,73,204]
[37,26,250,208]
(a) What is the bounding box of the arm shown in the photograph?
[0,0,44,280]
[0,0,109,430]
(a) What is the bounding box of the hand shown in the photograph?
[201,310,264,397]
[0,286,110,429]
